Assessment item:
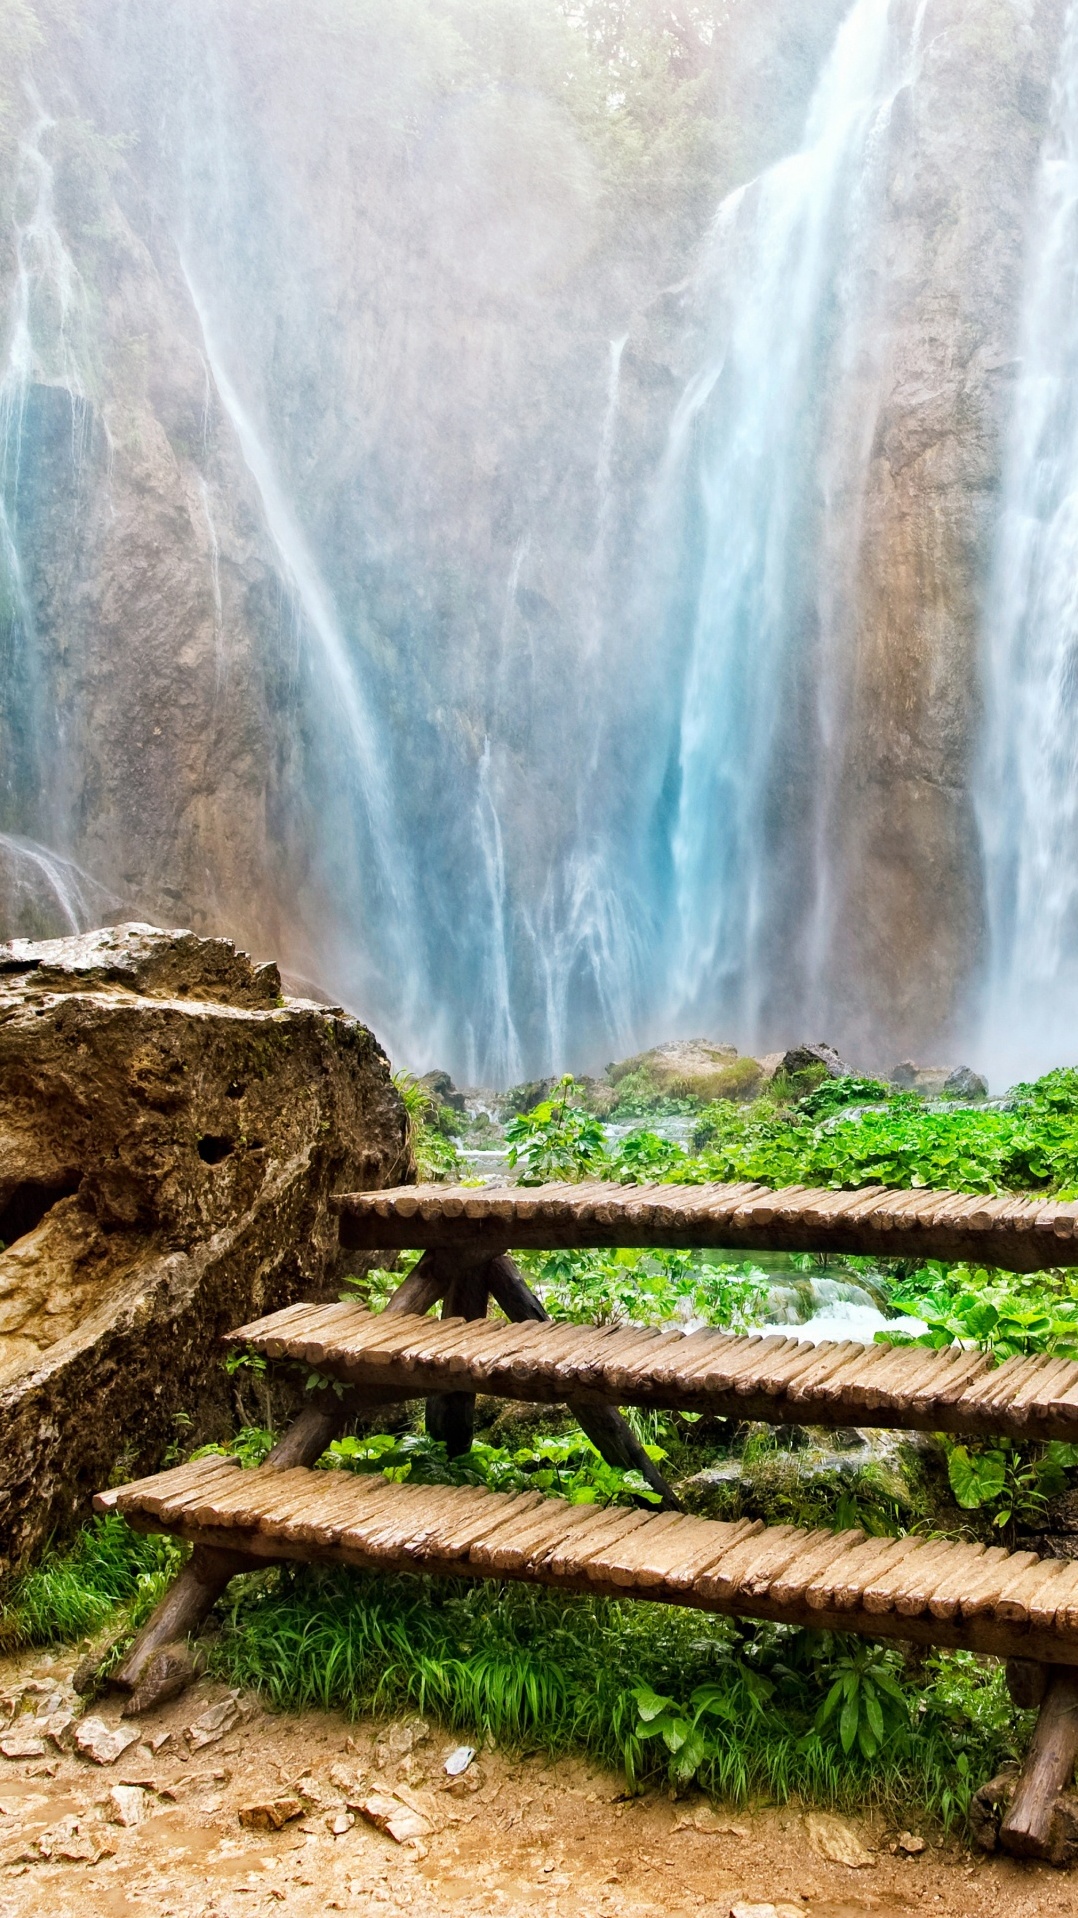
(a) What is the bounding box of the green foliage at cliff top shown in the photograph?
[506,1068,1078,1197]
[685,1068,1078,1198]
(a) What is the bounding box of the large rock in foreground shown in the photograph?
[0,924,411,1576]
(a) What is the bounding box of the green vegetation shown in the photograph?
[208,1562,1020,1820]
[0,1514,183,1649]
[394,1070,464,1182]
[687,1067,1078,1198]
[321,1428,663,1508]
[502,1065,1078,1200]
[877,1261,1078,1358]
[514,1243,768,1330]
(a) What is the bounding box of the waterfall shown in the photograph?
[1,97,80,824]
[644,0,928,1049]
[977,2,1078,1079]
[180,258,427,1050]
[468,739,524,1088]
[0,833,118,937]
[0,90,94,913]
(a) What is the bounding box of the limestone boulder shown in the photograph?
[0,924,411,1576]
[606,1039,761,1104]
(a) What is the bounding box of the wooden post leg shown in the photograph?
[486,1253,681,1511]
[426,1259,490,1458]
[112,1250,450,1707]
[1000,1667,1078,1860]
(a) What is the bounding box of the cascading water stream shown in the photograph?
[178,262,428,1052]
[646,0,929,1048]
[0,90,102,928]
[977,3,1078,1078]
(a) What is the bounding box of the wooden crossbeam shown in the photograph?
[332,1181,1078,1274]
[228,1301,1078,1444]
[94,1457,1078,1668]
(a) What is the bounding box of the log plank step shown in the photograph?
[332,1180,1078,1272]
[227,1304,1078,1442]
[94,1460,1078,1667]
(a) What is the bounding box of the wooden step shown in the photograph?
[331,1180,1078,1274]
[227,1301,1078,1443]
[95,1455,1078,1667]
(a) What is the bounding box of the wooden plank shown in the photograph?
[234,1304,1078,1443]
[334,1179,1078,1271]
[107,1466,1078,1666]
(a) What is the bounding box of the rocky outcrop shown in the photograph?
[0,924,411,1576]
[821,0,1067,1063]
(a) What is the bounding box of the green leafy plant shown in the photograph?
[796,1076,894,1121]
[946,1438,1078,1530]
[193,1424,277,1469]
[514,1244,769,1331]
[394,1070,463,1183]
[0,1515,185,1648]
[815,1641,908,1759]
[608,1128,689,1182]
[876,1263,1078,1359]
[505,1077,607,1182]
[679,1066,1078,1199]
[321,1429,663,1507]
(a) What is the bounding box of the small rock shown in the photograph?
[328,1762,365,1799]
[373,1717,430,1768]
[37,1812,115,1865]
[780,1042,850,1081]
[292,1769,343,1812]
[71,1655,101,1696]
[805,1814,874,1868]
[239,1796,305,1832]
[730,1905,803,1918]
[897,1831,925,1855]
[440,1769,482,1796]
[328,1811,355,1835]
[73,1717,140,1765]
[186,1696,240,1750]
[676,1808,747,1837]
[0,1734,46,1760]
[444,1745,475,1777]
[357,1791,432,1844]
[107,1784,145,1827]
[942,1066,988,1101]
[148,1729,173,1754]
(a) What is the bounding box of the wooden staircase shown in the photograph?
[96,1176,1078,1864]
[97,1452,1078,1668]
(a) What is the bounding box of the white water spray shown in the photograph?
[651,0,929,1046]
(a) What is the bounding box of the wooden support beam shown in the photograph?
[426,1260,490,1458]
[1000,1667,1078,1859]
[112,1251,450,1707]
[488,1253,681,1512]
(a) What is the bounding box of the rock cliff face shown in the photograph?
[822,0,1067,1063]
[0,924,411,1576]
[0,1,1068,1077]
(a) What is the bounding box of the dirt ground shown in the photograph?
[2,1646,1077,1918]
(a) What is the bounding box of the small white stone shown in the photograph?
[107,1784,145,1827]
[72,1716,140,1766]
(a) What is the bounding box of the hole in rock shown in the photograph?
[226,1081,246,1100]
[197,1135,234,1165]
[0,1173,81,1248]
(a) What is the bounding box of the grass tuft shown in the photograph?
[0,1515,186,1649]
[209,1559,1026,1822]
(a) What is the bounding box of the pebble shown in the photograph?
[72,1717,140,1765]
